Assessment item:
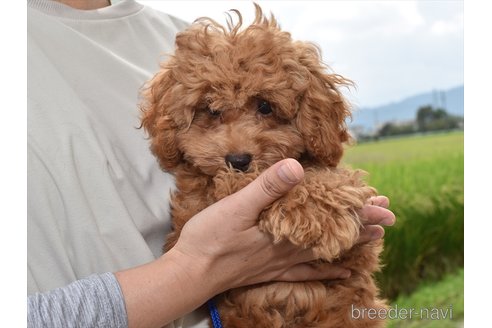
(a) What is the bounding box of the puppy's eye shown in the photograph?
[257,100,273,115]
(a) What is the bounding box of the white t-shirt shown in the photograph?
[28,0,208,326]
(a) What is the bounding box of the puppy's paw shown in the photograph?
[259,168,376,261]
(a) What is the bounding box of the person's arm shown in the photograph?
[116,159,395,328]
[27,159,394,328]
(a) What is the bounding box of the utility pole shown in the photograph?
[433,89,439,109]
[440,91,447,111]
[373,109,379,136]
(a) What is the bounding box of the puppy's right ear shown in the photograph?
[140,67,184,171]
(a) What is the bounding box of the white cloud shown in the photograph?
[431,14,463,36]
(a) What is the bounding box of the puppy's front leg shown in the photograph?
[259,167,376,261]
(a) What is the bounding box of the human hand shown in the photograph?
[168,158,356,297]
[169,160,396,296]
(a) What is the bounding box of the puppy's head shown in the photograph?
[141,4,352,176]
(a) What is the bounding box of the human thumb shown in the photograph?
[232,158,304,216]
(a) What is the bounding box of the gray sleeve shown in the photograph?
[27,272,128,328]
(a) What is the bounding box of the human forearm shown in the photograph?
[115,248,217,328]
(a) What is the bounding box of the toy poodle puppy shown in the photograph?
[141,4,386,328]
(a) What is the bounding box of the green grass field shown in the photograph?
[343,131,464,307]
[344,132,463,209]
[387,269,464,328]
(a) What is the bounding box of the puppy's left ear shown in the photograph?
[140,65,194,171]
[295,43,352,167]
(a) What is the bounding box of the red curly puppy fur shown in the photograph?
[141,4,386,328]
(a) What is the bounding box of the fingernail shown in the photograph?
[380,216,395,226]
[371,228,385,240]
[277,161,302,184]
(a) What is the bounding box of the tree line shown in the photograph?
[360,105,463,140]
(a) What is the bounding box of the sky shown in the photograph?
[137,0,463,109]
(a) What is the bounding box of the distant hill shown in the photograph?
[349,85,464,133]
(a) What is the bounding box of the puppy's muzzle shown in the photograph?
[225,153,252,172]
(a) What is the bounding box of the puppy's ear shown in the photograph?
[140,65,194,171]
[295,43,352,167]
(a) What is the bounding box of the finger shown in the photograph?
[357,225,385,244]
[367,195,390,208]
[231,158,304,216]
[277,263,351,282]
[359,205,395,226]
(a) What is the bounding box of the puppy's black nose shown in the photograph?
[225,153,252,172]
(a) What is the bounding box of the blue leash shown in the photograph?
[207,298,224,328]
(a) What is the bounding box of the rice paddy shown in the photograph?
[343,131,464,303]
